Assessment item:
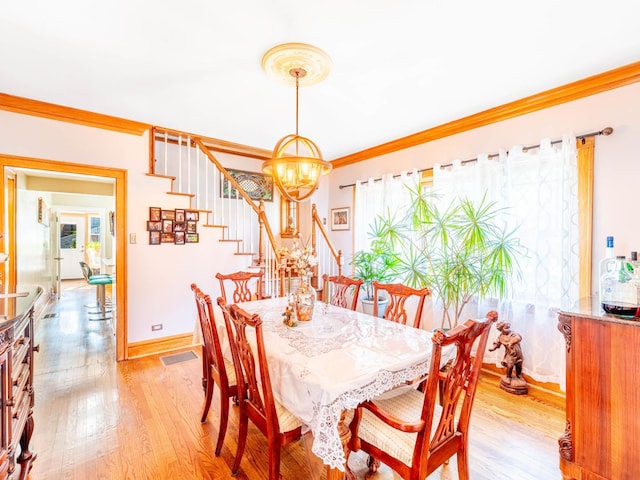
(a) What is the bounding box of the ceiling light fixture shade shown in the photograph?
[262,44,332,203]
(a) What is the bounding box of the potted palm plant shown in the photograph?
[351,215,402,316]
[376,181,525,329]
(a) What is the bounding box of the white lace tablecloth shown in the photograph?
[221,297,442,471]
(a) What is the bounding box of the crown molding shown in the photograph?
[0,92,151,135]
[331,61,640,168]
[4,61,639,163]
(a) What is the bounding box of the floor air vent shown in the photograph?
[160,350,198,367]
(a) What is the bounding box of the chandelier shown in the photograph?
[261,43,332,203]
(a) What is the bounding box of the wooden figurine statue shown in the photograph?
[489,321,528,395]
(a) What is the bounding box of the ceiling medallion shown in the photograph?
[261,43,332,87]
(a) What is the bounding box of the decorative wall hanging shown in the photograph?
[38,197,50,227]
[330,207,350,231]
[109,210,115,236]
[221,169,274,202]
[147,207,200,245]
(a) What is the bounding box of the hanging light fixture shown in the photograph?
[261,43,332,203]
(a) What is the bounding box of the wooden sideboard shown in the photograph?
[558,297,640,480]
[0,287,41,480]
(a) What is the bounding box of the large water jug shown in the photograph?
[600,255,640,317]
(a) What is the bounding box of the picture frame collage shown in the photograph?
[147,207,200,245]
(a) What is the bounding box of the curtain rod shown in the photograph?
[338,127,613,190]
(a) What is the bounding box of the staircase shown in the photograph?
[150,127,342,297]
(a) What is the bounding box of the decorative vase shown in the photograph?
[294,273,316,321]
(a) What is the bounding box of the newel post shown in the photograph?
[311,203,318,288]
[258,199,265,266]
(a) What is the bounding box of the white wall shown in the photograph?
[326,81,640,295]
[16,187,52,290]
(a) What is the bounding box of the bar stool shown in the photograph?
[79,261,113,320]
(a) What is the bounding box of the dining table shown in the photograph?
[218,296,451,479]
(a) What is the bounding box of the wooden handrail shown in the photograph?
[192,138,260,215]
[311,204,342,277]
[194,138,282,267]
[258,200,281,261]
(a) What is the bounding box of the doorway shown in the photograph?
[59,215,86,280]
[0,154,128,361]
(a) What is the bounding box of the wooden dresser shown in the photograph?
[558,297,640,480]
[0,287,41,480]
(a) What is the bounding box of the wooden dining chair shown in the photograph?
[190,283,238,456]
[216,270,264,303]
[322,274,363,311]
[227,303,303,480]
[348,310,498,480]
[372,281,430,329]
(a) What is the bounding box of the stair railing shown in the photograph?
[152,127,285,297]
[311,203,343,295]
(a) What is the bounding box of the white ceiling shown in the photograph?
[1,1,639,160]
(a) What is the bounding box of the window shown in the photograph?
[89,216,101,243]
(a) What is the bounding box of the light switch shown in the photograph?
[130,233,136,244]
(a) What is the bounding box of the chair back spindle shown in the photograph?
[216,271,264,303]
[373,281,430,328]
[323,274,363,311]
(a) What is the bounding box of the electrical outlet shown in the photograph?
[151,324,163,331]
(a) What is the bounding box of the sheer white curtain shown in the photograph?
[433,136,578,386]
[353,170,417,255]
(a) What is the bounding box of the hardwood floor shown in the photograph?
[28,282,565,479]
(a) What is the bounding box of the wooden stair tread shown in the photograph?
[166,191,195,197]
[146,173,176,180]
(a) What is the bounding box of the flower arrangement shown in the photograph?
[278,240,318,277]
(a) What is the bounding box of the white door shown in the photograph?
[59,214,86,280]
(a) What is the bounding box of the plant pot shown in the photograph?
[361,297,388,318]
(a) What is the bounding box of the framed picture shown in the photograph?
[109,211,115,236]
[161,209,176,221]
[149,207,161,222]
[186,210,199,222]
[221,169,273,202]
[186,233,199,243]
[174,222,186,232]
[175,209,185,222]
[162,220,174,233]
[186,221,197,233]
[38,197,50,227]
[149,231,161,245]
[330,207,350,231]
[161,232,175,243]
[147,221,162,231]
[174,231,186,245]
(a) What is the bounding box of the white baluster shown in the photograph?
[163,131,168,176]
[187,136,191,198]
